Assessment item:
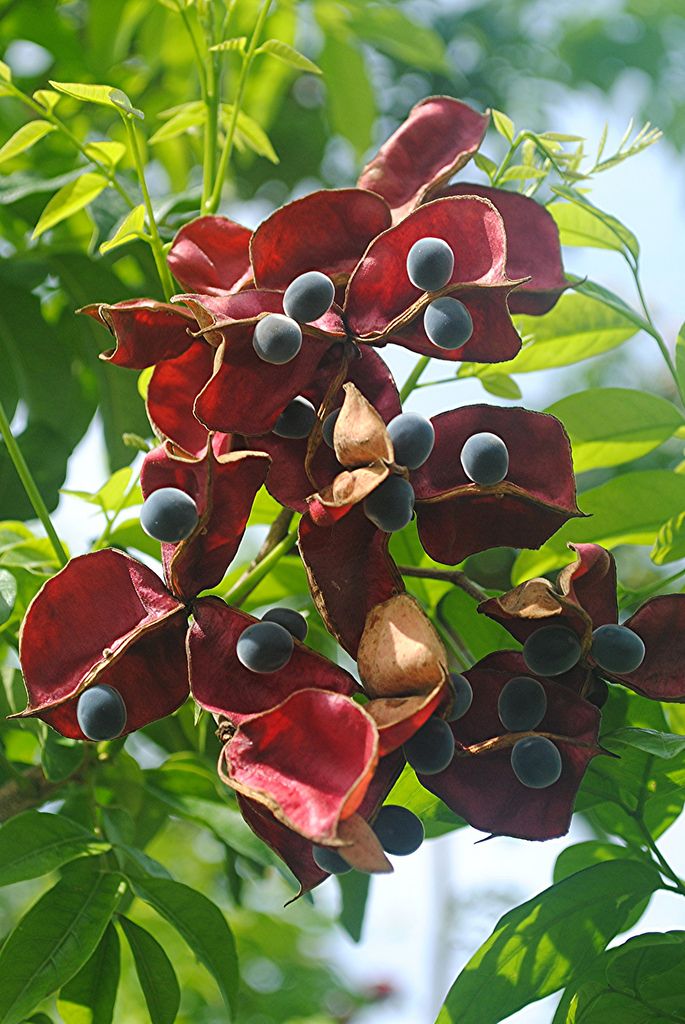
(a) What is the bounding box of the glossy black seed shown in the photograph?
[76,684,127,742]
[363,475,415,533]
[283,271,335,323]
[403,717,455,775]
[406,237,455,292]
[497,676,547,732]
[446,673,473,721]
[387,412,435,470]
[587,676,609,709]
[460,432,509,486]
[523,626,582,677]
[253,313,302,364]
[423,296,473,350]
[591,624,646,675]
[236,621,294,673]
[312,845,351,875]
[511,736,562,789]
[322,408,340,448]
[373,805,424,855]
[140,487,199,543]
[272,396,317,439]
[261,607,308,642]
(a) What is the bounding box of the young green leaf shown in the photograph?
[32,173,108,239]
[603,727,685,760]
[119,917,180,1024]
[386,765,466,838]
[318,34,375,156]
[41,731,85,782]
[150,102,205,145]
[437,860,661,1024]
[545,389,684,472]
[513,469,685,580]
[0,122,56,167]
[210,37,248,54]
[675,321,685,399]
[0,60,12,83]
[473,152,497,180]
[33,89,60,112]
[49,80,131,111]
[567,277,652,335]
[100,204,146,254]
[131,877,238,1015]
[57,921,120,1024]
[232,109,278,163]
[0,859,123,1024]
[652,509,685,565]
[553,841,644,884]
[0,568,17,625]
[477,371,522,400]
[491,108,515,143]
[498,164,547,183]
[0,810,110,886]
[257,38,321,73]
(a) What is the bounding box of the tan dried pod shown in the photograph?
[336,813,393,873]
[494,578,564,619]
[333,383,394,468]
[358,593,448,697]
[314,463,390,511]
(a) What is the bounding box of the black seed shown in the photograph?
[511,736,562,789]
[363,476,415,533]
[522,626,582,677]
[387,412,435,470]
[140,487,199,543]
[373,805,424,855]
[591,624,645,675]
[403,717,455,775]
[76,685,127,742]
[406,237,454,292]
[283,271,335,323]
[272,396,317,439]
[261,607,308,642]
[460,432,509,486]
[497,676,547,732]
[253,313,302,364]
[236,621,294,673]
[423,296,473,349]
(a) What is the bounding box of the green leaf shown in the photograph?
[49,81,131,111]
[41,732,85,782]
[257,39,321,74]
[150,102,205,144]
[491,109,515,143]
[33,89,60,112]
[0,811,110,886]
[346,7,448,73]
[0,61,12,83]
[232,109,279,164]
[567,277,653,335]
[318,34,375,156]
[480,294,639,376]
[210,37,248,54]
[652,509,685,565]
[62,466,141,515]
[0,568,16,625]
[337,871,370,944]
[131,877,238,1015]
[100,204,146,254]
[513,470,685,581]
[553,841,642,884]
[603,727,685,760]
[545,389,684,472]
[498,164,547,183]
[478,371,522,399]
[0,860,123,1024]
[549,189,639,260]
[676,322,685,403]
[473,153,497,180]
[437,860,661,1024]
[84,141,126,168]
[32,173,108,239]
[0,122,56,168]
[57,921,120,1024]
[119,917,180,1024]
[561,932,685,1023]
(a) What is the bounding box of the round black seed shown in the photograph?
[261,607,308,642]
[423,296,473,350]
[387,412,435,470]
[283,271,335,323]
[591,624,646,675]
[76,684,127,742]
[236,621,294,673]
[446,673,473,721]
[272,396,317,439]
[497,676,548,732]
[373,805,424,855]
[403,717,455,775]
[460,432,509,486]
[406,237,455,292]
[322,408,340,448]
[253,313,302,364]
[522,626,582,677]
[140,487,199,544]
[511,736,562,789]
[362,476,415,533]
[312,845,351,874]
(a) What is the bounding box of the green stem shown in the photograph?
[629,262,685,406]
[93,465,142,551]
[202,43,220,211]
[634,816,685,896]
[222,525,298,607]
[124,117,175,301]
[179,4,208,97]
[399,355,430,404]
[10,85,134,209]
[0,396,67,567]
[399,565,489,603]
[206,0,272,214]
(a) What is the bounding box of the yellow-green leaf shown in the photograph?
[651,510,685,565]
[0,61,11,83]
[0,121,56,167]
[549,190,639,260]
[257,38,321,74]
[33,89,60,112]
[138,366,154,400]
[675,322,685,401]
[100,204,146,254]
[84,140,126,167]
[49,81,143,119]
[233,109,278,163]
[32,173,108,239]
[491,108,515,143]
[210,37,247,54]
[150,102,204,144]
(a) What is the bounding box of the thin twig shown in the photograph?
[398,565,489,603]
